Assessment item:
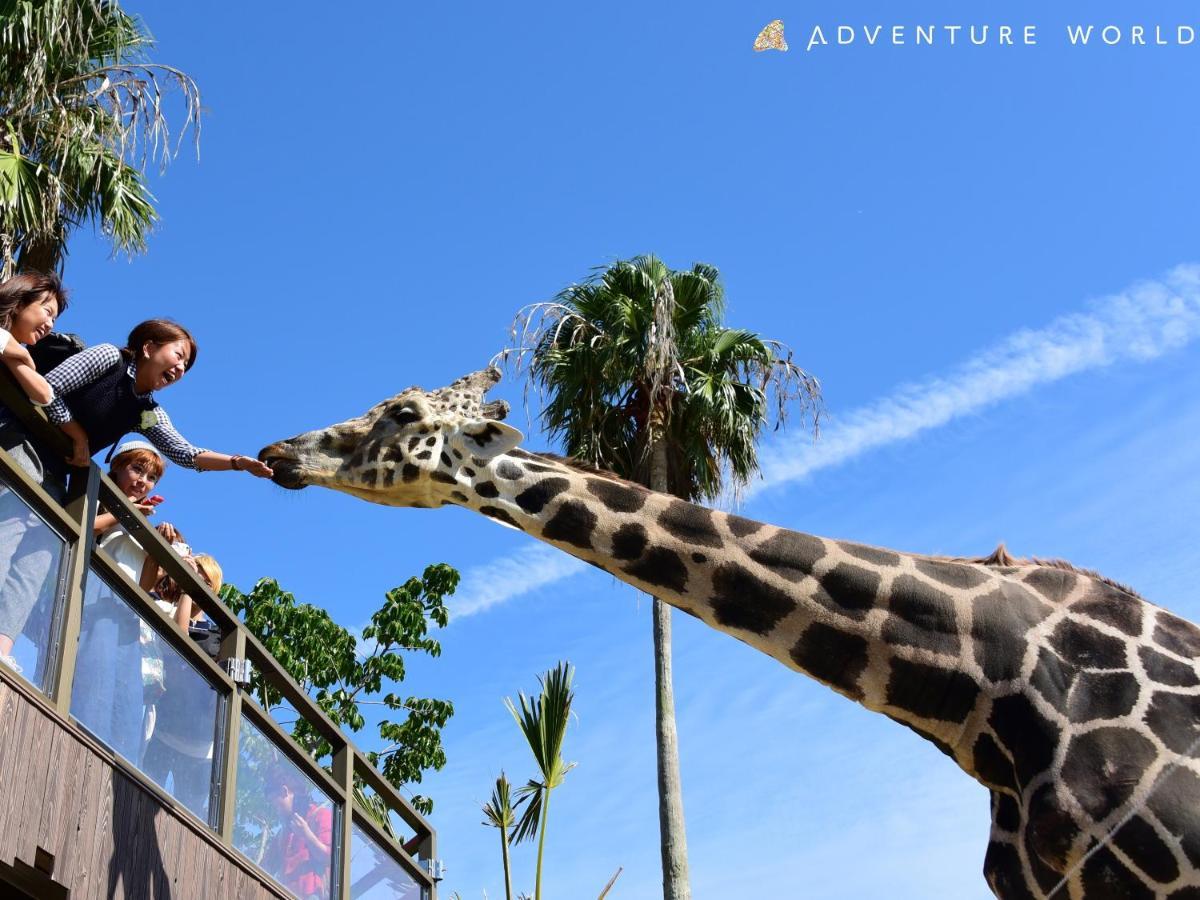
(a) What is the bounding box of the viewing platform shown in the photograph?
[0,374,437,900]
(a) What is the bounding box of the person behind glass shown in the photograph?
[265,771,334,900]
[141,552,223,817]
[72,439,180,758]
[0,318,275,670]
[0,271,69,673]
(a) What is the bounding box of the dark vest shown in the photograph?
[62,359,158,454]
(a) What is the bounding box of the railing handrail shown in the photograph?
[0,368,436,898]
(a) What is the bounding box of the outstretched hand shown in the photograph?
[240,457,274,478]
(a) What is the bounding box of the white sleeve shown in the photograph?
[0,328,11,355]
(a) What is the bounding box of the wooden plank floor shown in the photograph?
[0,679,290,900]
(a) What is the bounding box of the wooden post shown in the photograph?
[216,628,246,842]
[50,465,99,717]
[333,744,354,900]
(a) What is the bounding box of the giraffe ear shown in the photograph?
[453,418,523,459]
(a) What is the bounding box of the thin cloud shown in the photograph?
[453,264,1200,617]
[450,544,587,618]
[754,264,1200,493]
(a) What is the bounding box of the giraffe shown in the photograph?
[259,366,1200,899]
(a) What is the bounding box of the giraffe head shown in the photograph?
[258,366,523,507]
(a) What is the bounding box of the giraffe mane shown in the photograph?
[944,542,1145,600]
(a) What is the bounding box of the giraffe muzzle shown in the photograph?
[258,443,307,490]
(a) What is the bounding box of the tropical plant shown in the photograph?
[221,563,458,817]
[482,771,528,900]
[505,662,576,900]
[0,0,201,276]
[511,255,821,899]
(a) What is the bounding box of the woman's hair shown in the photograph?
[124,319,198,371]
[193,554,223,594]
[0,270,69,330]
[109,447,165,482]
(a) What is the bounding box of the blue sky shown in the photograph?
[54,2,1200,896]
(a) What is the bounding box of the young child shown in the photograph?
[70,440,181,760]
[0,271,70,673]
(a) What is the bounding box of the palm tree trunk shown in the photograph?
[649,435,691,899]
[501,829,514,900]
[535,786,551,900]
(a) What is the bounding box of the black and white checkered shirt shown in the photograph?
[44,344,209,468]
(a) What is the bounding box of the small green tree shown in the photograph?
[507,662,576,900]
[482,771,528,900]
[220,563,458,815]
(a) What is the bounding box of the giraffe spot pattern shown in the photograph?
[913,558,991,589]
[973,732,1015,790]
[659,501,723,548]
[1025,785,1080,891]
[1111,815,1180,884]
[971,585,1050,683]
[747,530,826,582]
[1021,567,1078,603]
[989,694,1059,786]
[383,445,406,463]
[881,575,961,655]
[1147,768,1200,868]
[983,842,1037,900]
[788,622,869,700]
[838,541,901,567]
[1061,726,1156,819]
[625,548,689,593]
[709,563,796,635]
[814,563,879,621]
[416,451,432,461]
[462,467,475,478]
[1154,613,1200,657]
[475,481,499,499]
[1072,583,1144,637]
[1049,618,1127,669]
[480,506,521,529]
[611,523,647,560]
[542,500,597,549]
[1138,646,1200,687]
[1029,646,1075,714]
[450,491,468,503]
[885,658,979,723]
[440,451,453,468]
[1080,845,1156,900]
[496,460,524,480]
[1142,691,1200,754]
[382,468,395,487]
[992,791,1021,832]
[360,467,377,485]
[585,478,647,513]
[691,552,706,563]
[402,464,420,483]
[726,514,764,538]
[515,478,570,514]
[430,471,456,485]
[1066,671,1140,723]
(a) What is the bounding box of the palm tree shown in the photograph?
[482,771,528,900]
[0,0,201,277]
[505,662,576,900]
[512,256,821,900]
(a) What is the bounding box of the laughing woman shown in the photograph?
[0,318,272,670]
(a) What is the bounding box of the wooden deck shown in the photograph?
[0,670,289,900]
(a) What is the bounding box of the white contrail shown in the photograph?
[452,264,1200,618]
[449,544,587,618]
[753,264,1200,493]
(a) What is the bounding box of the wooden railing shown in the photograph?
[0,372,437,900]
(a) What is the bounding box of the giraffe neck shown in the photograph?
[447,450,1002,760]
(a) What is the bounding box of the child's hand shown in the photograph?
[155,522,180,544]
[135,500,157,516]
[66,439,91,468]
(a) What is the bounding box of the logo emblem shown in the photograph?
[754,19,788,52]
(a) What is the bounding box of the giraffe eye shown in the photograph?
[390,407,419,426]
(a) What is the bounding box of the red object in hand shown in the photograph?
[147,495,165,505]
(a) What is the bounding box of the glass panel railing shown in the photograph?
[350,820,426,899]
[0,480,69,690]
[69,567,224,823]
[234,714,339,900]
